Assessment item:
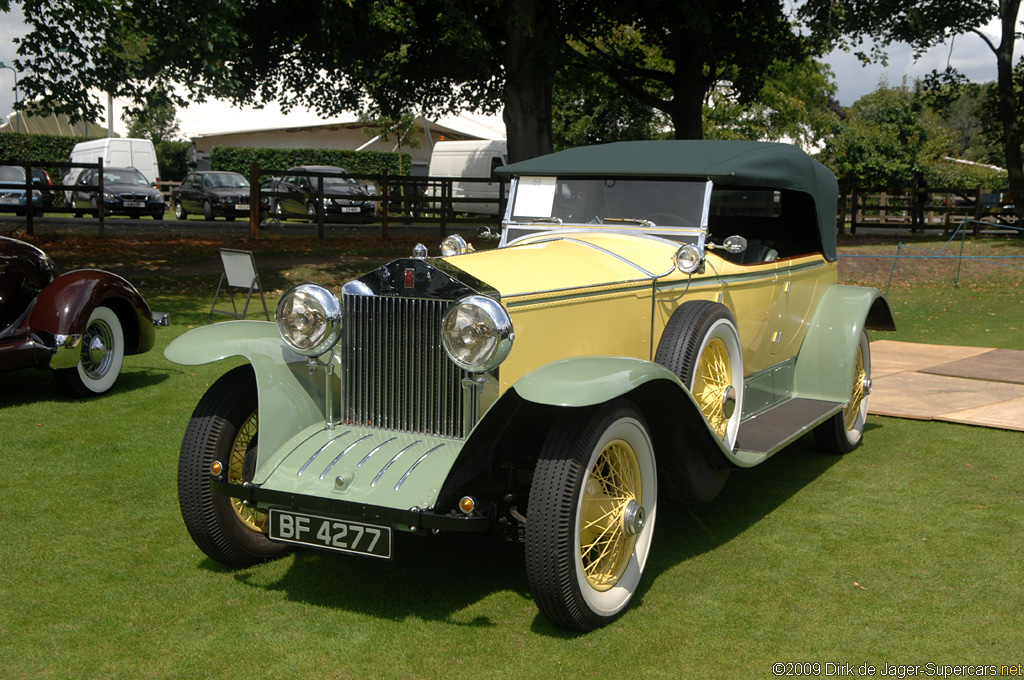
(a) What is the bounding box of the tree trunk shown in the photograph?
[995,0,1024,232]
[502,0,557,163]
[666,49,706,140]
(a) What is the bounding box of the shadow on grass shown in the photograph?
[215,428,866,634]
[0,365,172,407]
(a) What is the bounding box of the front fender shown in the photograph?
[506,355,740,467]
[794,284,895,403]
[512,355,686,407]
[165,321,327,457]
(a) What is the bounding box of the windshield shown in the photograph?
[204,173,249,188]
[510,177,709,227]
[105,169,150,185]
[0,165,27,183]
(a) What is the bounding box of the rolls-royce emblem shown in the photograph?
[404,268,415,288]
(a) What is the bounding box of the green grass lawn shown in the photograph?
[1,232,1022,679]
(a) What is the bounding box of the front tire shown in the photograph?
[526,400,657,632]
[203,200,214,221]
[815,331,871,454]
[54,306,125,397]
[178,365,291,567]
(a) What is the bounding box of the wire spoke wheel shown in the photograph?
[815,331,872,455]
[692,337,732,437]
[579,438,641,591]
[226,412,269,533]
[526,400,656,632]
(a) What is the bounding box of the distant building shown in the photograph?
[190,113,506,174]
[0,110,95,136]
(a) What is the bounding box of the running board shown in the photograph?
[735,398,844,457]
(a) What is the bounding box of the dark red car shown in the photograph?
[0,236,168,397]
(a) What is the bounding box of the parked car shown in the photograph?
[0,236,168,397]
[172,170,252,221]
[70,166,165,219]
[0,165,45,217]
[30,167,55,211]
[166,141,894,632]
[265,165,376,223]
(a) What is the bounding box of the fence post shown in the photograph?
[974,183,984,235]
[249,161,260,238]
[23,161,33,236]
[439,179,449,238]
[380,170,389,239]
[316,175,325,239]
[97,157,105,237]
[850,188,859,235]
[838,188,848,236]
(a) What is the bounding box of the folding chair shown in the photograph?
[208,249,270,323]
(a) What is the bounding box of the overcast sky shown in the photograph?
[0,7,1014,139]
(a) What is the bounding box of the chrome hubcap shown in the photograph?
[721,384,737,420]
[88,336,108,365]
[622,499,645,537]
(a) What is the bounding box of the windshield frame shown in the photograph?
[500,176,712,249]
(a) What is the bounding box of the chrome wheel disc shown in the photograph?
[81,319,114,379]
[844,345,867,430]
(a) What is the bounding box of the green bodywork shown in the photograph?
[165,283,892,512]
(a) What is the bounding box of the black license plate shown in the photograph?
[268,508,392,559]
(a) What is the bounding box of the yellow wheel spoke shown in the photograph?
[579,437,641,591]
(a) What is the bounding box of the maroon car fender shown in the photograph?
[29,269,156,356]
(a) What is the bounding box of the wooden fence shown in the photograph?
[841,185,1016,235]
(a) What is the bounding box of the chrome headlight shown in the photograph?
[276,283,342,356]
[674,244,704,274]
[441,295,514,373]
[440,234,471,256]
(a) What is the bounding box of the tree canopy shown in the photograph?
[6,0,812,162]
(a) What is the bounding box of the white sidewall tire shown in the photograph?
[76,306,124,394]
[691,317,743,450]
[572,415,657,619]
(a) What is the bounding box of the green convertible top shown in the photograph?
[499,140,839,260]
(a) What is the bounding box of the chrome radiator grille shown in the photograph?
[342,294,467,438]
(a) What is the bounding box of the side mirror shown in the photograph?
[722,235,748,253]
[477,226,497,241]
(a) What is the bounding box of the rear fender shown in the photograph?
[165,321,328,457]
[794,284,895,402]
[30,269,155,356]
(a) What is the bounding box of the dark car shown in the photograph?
[172,171,252,221]
[0,165,45,217]
[70,166,165,219]
[30,167,55,211]
[266,165,376,223]
[0,236,168,397]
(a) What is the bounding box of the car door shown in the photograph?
[72,169,95,209]
[178,174,198,212]
[278,175,307,216]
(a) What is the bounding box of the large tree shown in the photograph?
[6,0,810,161]
[799,0,1024,219]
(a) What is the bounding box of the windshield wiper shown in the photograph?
[525,216,563,224]
[603,217,655,228]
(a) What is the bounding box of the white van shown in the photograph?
[428,140,507,215]
[64,138,161,201]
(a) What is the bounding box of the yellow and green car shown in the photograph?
[167,140,894,632]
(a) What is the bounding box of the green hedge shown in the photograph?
[209,145,411,177]
[0,131,81,164]
[155,140,191,182]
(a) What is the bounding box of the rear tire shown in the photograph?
[178,365,291,567]
[815,331,871,454]
[174,200,187,220]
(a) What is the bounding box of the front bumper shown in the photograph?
[212,479,492,534]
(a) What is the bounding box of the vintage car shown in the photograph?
[0,236,168,397]
[172,171,252,221]
[166,141,894,632]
